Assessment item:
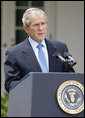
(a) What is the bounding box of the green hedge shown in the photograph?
[1,92,9,117]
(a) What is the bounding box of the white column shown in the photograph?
[44,1,56,40]
[1,1,16,95]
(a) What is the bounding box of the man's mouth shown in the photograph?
[38,33,44,35]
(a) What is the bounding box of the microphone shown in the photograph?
[53,51,76,72]
[64,52,73,60]
[53,51,77,67]
[64,52,77,66]
[53,52,66,63]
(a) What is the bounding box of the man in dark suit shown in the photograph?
[4,8,74,93]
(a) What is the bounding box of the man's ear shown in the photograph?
[23,25,29,34]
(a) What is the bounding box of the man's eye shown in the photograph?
[42,22,45,25]
[34,24,39,26]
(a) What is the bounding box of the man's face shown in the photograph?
[27,14,47,43]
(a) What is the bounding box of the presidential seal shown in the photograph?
[57,80,84,114]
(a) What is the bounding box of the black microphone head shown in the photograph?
[64,52,72,58]
[53,52,60,57]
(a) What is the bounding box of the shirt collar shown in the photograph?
[28,36,46,48]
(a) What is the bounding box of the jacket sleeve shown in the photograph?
[4,50,23,93]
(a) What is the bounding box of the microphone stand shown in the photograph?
[63,59,76,72]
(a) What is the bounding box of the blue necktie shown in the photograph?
[37,43,48,72]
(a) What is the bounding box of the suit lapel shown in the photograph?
[21,38,42,72]
[45,39,57,72]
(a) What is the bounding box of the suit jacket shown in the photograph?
[4,37,74,92]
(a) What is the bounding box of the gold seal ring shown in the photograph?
[57,80,84,114]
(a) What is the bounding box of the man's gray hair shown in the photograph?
[22,8,48,27]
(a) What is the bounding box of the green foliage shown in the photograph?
[1,92,9,117]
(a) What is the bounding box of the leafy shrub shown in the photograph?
[1,92,9,117]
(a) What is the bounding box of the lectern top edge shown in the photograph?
[9,72,83,92]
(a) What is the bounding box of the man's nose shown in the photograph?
[38,24,43,30]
